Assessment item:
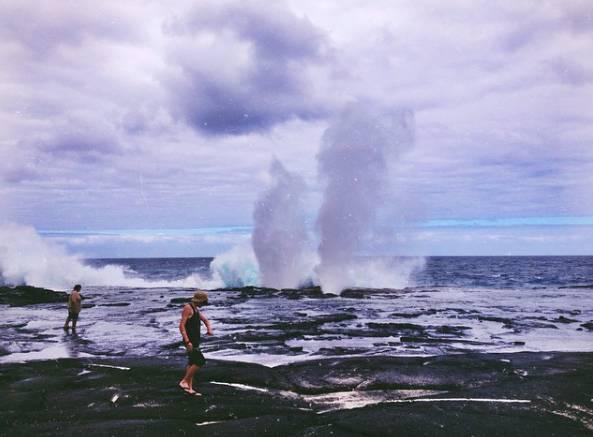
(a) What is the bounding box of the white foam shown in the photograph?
[385,397,531,404]
[0,343,93,363]
[88,363,131,371]
[196,421,225,426]
[305,389,446,412]
[0,224,221,289]
[209,381,269,392]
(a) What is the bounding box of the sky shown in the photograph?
[1,0,593,257]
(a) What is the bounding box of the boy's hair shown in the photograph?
[191,290,208,306]
[73,284,82,291]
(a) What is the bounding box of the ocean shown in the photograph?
[1,256,592,365]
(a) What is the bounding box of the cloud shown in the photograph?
[34,118,122,159]
[162,1,330,135]
[0,0,592,256]
[42,227,251,258]
[389,225,593,256]
[545,57,592,86]
[0,1,138,56]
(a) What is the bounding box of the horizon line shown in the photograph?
[37,215,593,236]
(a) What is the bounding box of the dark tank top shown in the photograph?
[185,304,201,345]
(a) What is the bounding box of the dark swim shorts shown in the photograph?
[187,348,206,366]
[68,311,79,321]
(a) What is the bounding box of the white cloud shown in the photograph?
[1,0,592,255]
[43,228,251,258]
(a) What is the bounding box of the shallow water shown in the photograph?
[1,256,592,365]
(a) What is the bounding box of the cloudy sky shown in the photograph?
[1,0,592,257]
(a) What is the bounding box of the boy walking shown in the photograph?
[179,290,213,396]
[64,284,82,331]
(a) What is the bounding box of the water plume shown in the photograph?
[252,158,315,288]
[316,103,416,293]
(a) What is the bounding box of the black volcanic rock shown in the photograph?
[339,289,367,299]
[476,315,514,326]
[553,316,579,324]
[279,287,337,299]
[1,353,592,436]
[391,309,438,318]
[366,322,426,335]
[434,325,472,335]
[169,297,190,304]
[233,286,280,298]
[219,286,338,300]
[0,285,68,306]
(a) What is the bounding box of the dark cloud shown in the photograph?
[40,131,121,162]
[166,1,324,60]
[546,58,592,86]
[0,1,136,56]
[500,2,593,53]
[0,124,122,184]
[170,71,326,135]
[1,160,42,184]
[18,120,124,172]
[163,1,329,135]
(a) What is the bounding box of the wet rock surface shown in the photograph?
[2,284,593,363]
[1,352,592,436]
[0,286,67,306]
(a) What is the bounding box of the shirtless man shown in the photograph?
[178,290,213,396]
[64,284,82,331]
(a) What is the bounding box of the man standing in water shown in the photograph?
[179,290,213,396]
[63,284,82,331]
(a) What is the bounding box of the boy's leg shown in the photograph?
[186,364,200,390]
[180,364,200,390]
[180,365,191,387]
[64,315,71,330]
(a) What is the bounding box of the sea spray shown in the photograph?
[252,159,316,288]
[0,102,424,292]
[209,243,259,287]
[0,223,220,289]
[316,103,417,293]
[335,256,426,290]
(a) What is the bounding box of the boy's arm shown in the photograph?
[199,311,213,335]
[179,305,192,346]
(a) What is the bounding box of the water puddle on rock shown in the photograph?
[303,389,447,413]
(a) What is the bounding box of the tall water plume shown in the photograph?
[316,103,416,293]
[252,158,314,288]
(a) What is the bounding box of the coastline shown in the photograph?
[2,351,592,436]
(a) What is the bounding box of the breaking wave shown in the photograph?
[0,224,220,290]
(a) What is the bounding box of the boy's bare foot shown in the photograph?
[179,381,201,396]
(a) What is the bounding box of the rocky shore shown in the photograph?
[1,352,592,436]
[0,285,67,306]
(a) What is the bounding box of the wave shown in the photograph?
[0,224,220,290]
[0,224,423,292]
